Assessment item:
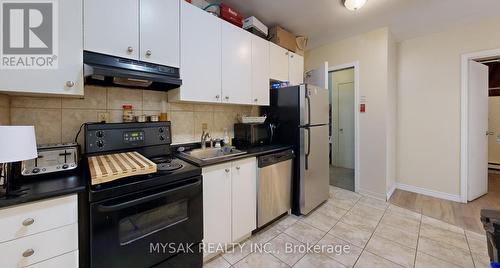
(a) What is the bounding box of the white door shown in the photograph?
[140,0,180,67]
[0,0,83,96]
[269,43,289,82]
[288,52,304,85]
[468,61,489,201]
[179,1,221,103]
[84,0,139,59]
[202,163,232,248]
[306,62,328,89]
[338,82,355,169]
[251,36,270,106]
[231,158,257,241]
[221,23,252,104]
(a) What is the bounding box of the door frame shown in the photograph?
[460,48,500,203]
[329,62,360,193]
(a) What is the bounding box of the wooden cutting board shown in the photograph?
[88,151,157,185]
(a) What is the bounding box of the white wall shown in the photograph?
[306,28,390,199]
[386,31,398,196]
[397,18,500,196]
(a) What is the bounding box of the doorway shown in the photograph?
[329,67,355,191]
[461,48,500,202]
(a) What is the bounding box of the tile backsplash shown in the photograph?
[7,86,259,145]
[0,94,9,125]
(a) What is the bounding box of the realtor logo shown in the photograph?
[0,0,58,69]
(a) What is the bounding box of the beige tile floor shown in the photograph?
[203,186,491,268]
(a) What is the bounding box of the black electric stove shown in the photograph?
[82,122,203,268]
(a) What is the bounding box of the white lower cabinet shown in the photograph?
[202,162,232,247]
[231,158,257,241]
[0,195,78,268]
[202,157,257,250]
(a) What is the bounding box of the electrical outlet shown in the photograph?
[202,123,208,131]
[98,112,110,123]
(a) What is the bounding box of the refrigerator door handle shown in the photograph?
[305,127,311,170]
[305,93,311,127]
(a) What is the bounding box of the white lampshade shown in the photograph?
[0,126,38,163]
[344,0,367,11]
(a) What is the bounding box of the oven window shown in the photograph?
[119,199,188,245]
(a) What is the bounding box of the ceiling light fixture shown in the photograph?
[343,0,367,11]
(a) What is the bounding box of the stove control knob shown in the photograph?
[32,168,40,174]
[159,135,165,141]
[159,128,164,133]
[62,164,69,169]
[96,130,104,138]
[96,140,104,148]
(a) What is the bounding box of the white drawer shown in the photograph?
[0,195,77,243]
[0,223,78,268]
[26,250,78,268]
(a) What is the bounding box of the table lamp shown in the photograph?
[0,126,37,197]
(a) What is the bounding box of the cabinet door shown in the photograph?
[179,1,222,103]
[84,0,139,59]
[288,52,304,85]
[221,22,252,104]
[251,36,270,106]
[269,42,289,82]
[0,0,83,96]
[140,0,180,67]
[231,157,257,241]
[202,163,232,247]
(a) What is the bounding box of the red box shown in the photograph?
[220,3,243,28]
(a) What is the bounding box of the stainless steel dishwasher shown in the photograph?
[257,149,294,228]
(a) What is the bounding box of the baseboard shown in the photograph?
[386,184,397,201]
[358,188,386,201]
[396,183,461,202]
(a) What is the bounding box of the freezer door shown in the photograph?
[300,124,329,214]
[303,84,329,126]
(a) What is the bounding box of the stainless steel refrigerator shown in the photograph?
[263,84,329,215]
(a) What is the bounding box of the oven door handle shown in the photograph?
[96,179,201,212]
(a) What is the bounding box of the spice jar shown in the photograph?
[122,104,134,122]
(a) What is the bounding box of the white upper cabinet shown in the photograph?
[84,0,180,67]
[221,22,252,105]
[251,36,270,106]
[140,0,180,67]
[288,51,304,85]
[84,0,139,59]
[269,42,289,82]
[0,0,83,96]
[172,0,222,103]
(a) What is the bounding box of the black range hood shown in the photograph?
[83,51,182,91]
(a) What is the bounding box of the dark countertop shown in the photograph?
[0,166,86,209]
[176,144,293,167]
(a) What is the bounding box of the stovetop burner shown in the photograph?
[151,156,184,172]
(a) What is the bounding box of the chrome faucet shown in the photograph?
[201,131,212,149]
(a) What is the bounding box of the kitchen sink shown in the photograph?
[179,147,247,161]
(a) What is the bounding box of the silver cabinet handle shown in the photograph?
[236,166,240,170]
[127,46,134,53]
[225,96,229,100]
[66,81,75,87]
[291,54,294,58]
[216,95,220,99]
[225,168,230,173]
[146,50,152,56]
[22,218,34,226]
[254,98,258,102]
[22,249,34,258]
[285,51,289,55]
